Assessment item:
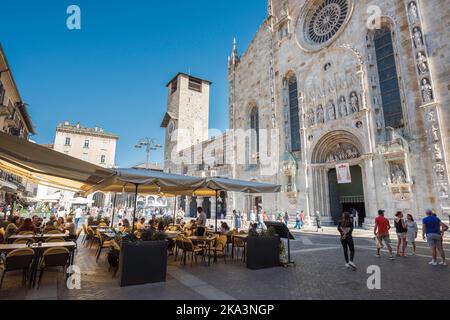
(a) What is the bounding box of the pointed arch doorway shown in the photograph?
[310,131,367,225]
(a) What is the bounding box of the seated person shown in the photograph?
[56,217,66,232]
[220,222,231,235]
[64,216,77,240]
[120,219,132,234]
[136,218,146,231]
[43,220,58,233]
[4,216,21,240]
[17,218,35,233]
[157,221,166,232]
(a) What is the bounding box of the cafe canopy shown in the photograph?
[0,131,113,192]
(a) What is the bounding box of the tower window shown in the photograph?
[170,79,178,94]
[0,82,5,105]
[188,77,202,92]
[65,137,71,146]
[250,107,260,154]
[374,27,404,128]
[100,155,106,164]
[84,140,90,148]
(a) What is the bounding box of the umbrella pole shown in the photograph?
[173,196,177,226]
[215,190,219,233]
[131,184,139,234]
[110,192,117,228]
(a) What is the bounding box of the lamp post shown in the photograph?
[134,137,162,170]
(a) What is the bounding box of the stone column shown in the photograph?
[404,0,450,216]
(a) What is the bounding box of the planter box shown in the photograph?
[118,240,168,287]
[246,236,280,270]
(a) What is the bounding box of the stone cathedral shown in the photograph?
[163,0,450,225]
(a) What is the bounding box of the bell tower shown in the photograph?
[161,73,211,169]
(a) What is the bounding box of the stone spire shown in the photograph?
[228,37,240,70]
[268,0,274,17]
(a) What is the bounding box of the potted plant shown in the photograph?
[117,228,168,287]
[246,227,281,270]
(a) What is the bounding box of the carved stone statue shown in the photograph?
[307,109,315,127]
[434,144,443,161]
[376,119,383,130]
[421,78,433,103]
[408,2,419,24]
[350,92,359,113]
[391,164,407,184]
[431,125,440,142]
[427,110,435,122]
[338,97,348,117]
[327,101,336,121]
[417,52,429,75]
[435,164,446,178]
[317,105,324,124]
[326,144,359,162]
[413,27,423,48]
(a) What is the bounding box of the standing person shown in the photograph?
[394,211,408,257]
[422,209,448,266]
[338,212,356,270]
[294,212,301,229]
[315,211,322,232]
[271,212,276,222]
[233,210,240,230]
[74,207,83,227]
[374,210,394,259]
[250,210,256,224]
[262,211,268,222]
[196,207,207,236]
[300,211,305,229]
[257,211,263,229]
[284,211,289,227]
[406,214,418,255]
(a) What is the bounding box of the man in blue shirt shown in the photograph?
[422,209,449,266]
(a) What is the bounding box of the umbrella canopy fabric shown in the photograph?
[0,131,113,191]
[204,177,281,194]
[83,168,205,196]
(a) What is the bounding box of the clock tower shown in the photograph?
[160,73,211,170]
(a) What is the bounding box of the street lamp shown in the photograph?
[134,137,162,170]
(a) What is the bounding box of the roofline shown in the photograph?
[0,43,35,135]
[56,127,119,139]
[165,73,212,87]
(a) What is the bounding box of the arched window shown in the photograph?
[250,106,260,153]
[288,76,301,151]
[374,26,404,128]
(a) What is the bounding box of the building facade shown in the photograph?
[165,0,450,225]
[0,45,37,206]
[51,121,119,207]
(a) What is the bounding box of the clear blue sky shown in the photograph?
[0,0,266,167]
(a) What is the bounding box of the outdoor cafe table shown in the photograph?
[7,233,70,243]
[0,241,77,288]
[188,235,218,266]
[165,231,181,239]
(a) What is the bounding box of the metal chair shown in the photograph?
[46,230,63,235]
[174,236,184,262]
[95,230,113,262]
[0,248,35,289]
[181,237,204,266]
[45,237,66,243]
[18,231,34,236]
[212,235,228,263]
[13,238,34,245]
[37,247,70,287]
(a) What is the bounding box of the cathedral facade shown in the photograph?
[164,0,450,225]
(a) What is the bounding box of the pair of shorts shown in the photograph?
[377,235,391,247]
[397,232,407,239]
[426,233,442,247]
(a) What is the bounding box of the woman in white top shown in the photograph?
[406,214,418,255]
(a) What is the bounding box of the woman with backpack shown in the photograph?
[338,212,356,270]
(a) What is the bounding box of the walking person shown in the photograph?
[300,211,305,229]
[74,206,83,227]
[374,210,394,259]
[394,211,407,257]
[338,212,356,270]
[284,211,289,227]
[294,212,301,229]
[315,211,323,232]
[406,214,418,255]
[422,209,448,266]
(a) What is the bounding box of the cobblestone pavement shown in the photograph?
[0,229,448,300]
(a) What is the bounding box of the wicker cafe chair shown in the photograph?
[174,236,184,262]
[45,237,66,243]
[0,228,5,244]
[98,222,107,227]
[95,230,113,262]
[0,248,35,289]
[181,237,204,266]
[85,227,96,248]
[81,224,88,244]
[47,230,63,235]
[232,236,246,262]
[18,231,34,236]
[13,238,35,245]
[212,235,228,263]
[37,247,70,287]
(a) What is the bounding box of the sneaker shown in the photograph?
[438,261,448,266]
[348,261,357,269]
[375,254,381,258]
[345,263,350,268]
[429,260,437,265]
[389,256,395,260]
